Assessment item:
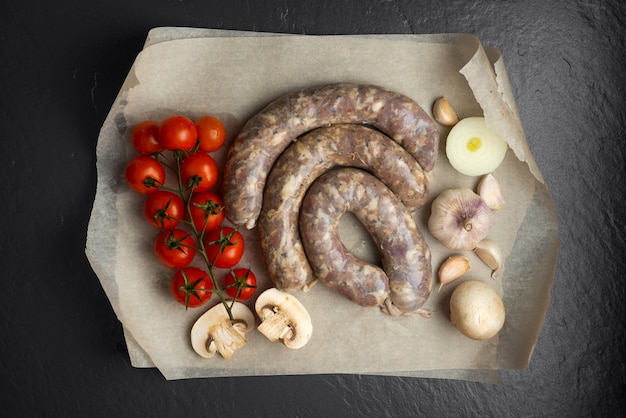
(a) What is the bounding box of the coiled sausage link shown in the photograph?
[258,124,429,292]
[299,168,432,315]
[223,83,439,229]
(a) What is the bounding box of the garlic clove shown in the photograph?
[438,255,470,291]
[432,97,460,127]
[474,239,503,279]
[477,173,505,210]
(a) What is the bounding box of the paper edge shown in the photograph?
[460,43,545,184]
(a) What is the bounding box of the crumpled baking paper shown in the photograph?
[86,27,559,382]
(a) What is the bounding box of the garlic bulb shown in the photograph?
[477,173,505,210]
[428,188,493,250]
[474,239,503,278]
[438,255,470,290]
[432,97,459,127]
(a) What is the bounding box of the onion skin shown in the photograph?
[428,188,493,250]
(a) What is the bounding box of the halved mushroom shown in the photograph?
[255,288,312,349]
[190,301,255,359]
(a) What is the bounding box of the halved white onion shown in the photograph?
[445,117,508,176]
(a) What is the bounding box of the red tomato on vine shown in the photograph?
[143,190,185,230]
[224,268,257,300]
[179,152,219,192]
[204,227,244,269]
[188,191,225,233]
[170,267,213,308]
[131,120,164,155]
[196,115,227,152]
[159,115,198,151]
[125,155,165,194]
[154,229,196,269]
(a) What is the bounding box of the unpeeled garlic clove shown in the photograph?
[474,239,503,279]
[477,173,505,211]
[432,97,460,127]
[438,255,470,290]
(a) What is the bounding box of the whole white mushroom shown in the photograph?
[449,280,505,340]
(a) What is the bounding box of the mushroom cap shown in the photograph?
[255,288,312,349]
[449,280,505,340]
[190,301,255,358]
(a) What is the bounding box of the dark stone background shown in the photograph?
[1,1,624,416]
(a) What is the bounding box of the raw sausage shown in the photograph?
[223,83,439,228]
[258,124,430,292]
[299,168,432,315]
[300,168,432,315]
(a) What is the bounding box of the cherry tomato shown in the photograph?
[204,227,245,269]
[224,268,257,300]
[125,155,165,194]
[179,152,218,192]
[154,229,196,269]
[143,190,185,230]
[196,115,227,152]
[170,267,213,308]
[188,191,225,233]
[159,115,198,151]
[131,120,164,154]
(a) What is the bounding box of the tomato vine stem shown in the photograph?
[169,150,235,321]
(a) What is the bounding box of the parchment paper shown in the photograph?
[86,27,559,382]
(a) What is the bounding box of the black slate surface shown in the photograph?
[1,1,624,416]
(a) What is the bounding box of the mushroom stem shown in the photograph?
[255,288,312,349]
[190,301,255,359]
[257,311,294,342]
[207,317,248,360]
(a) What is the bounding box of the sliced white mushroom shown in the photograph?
[255,288,312,349]
[190,301,255,359]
